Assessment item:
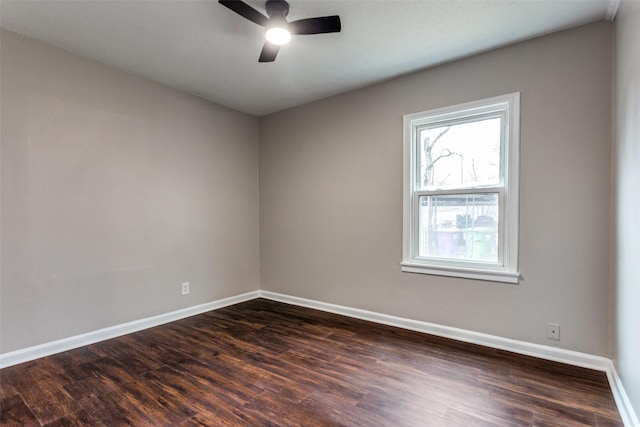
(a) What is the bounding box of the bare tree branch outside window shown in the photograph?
[422,127,464,187]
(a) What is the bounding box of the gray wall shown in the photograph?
[613,0,640,416]
[0,30,260,353]
[259,22,612,356]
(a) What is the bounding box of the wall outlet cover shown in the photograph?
[547,322,560,340]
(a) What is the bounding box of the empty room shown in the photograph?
[1,0,639,425]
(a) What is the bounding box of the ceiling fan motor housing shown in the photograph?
[265,0,290,19]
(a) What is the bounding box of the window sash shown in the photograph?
[415,111,507,192]
[411,189,505,269]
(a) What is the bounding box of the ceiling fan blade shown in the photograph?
[289,16,341,35]
[259,42,280,62]
[218,0,270,27]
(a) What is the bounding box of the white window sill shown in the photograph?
[401,262,520,284]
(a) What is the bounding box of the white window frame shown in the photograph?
[402,93,520,284]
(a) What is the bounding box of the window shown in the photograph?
[402,93,520,283]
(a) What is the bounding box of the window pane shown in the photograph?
[419,117,501,189]
[418,193,499,263]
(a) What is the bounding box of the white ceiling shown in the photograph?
[0,0,616,116]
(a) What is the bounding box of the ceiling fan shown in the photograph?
[218,0,341,62]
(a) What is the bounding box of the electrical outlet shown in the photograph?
[181,282,190,295]
[547,322,560,340]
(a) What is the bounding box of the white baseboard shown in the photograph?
[258,291,610,370]
[606,362,640,427]
[0,290,260,369]
[258,290,639,427]
[1,289,637,426]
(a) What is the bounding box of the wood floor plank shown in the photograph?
[19,386,80,425]
[299,390,397,427]
[42,408,104,427]
[142,364,250,417]
[0,395,40,426]
[356,389,451,425]
[0,375,19,400]
[0,299,624,426]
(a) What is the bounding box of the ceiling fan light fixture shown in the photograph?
[265,26,291,45]
[218,0,341,62]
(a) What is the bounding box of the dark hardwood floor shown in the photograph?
[0,299,623,426]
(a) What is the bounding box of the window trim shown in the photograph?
[402,93,520,284]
